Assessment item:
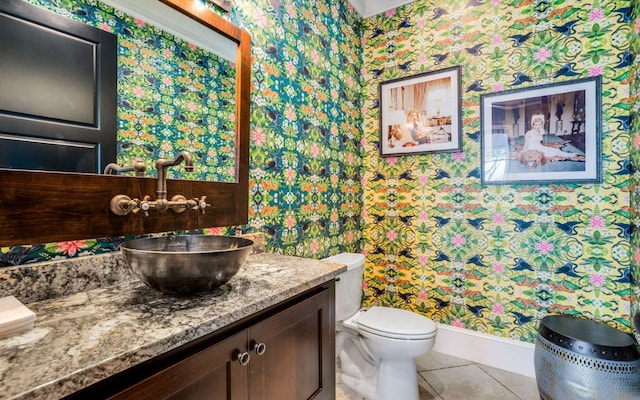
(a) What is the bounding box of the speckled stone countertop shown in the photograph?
[0,252,345,400]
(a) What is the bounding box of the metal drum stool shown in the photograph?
[534,315,640,400]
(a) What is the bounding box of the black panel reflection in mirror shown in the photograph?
[3,0,237,182]
[0,0,117,173]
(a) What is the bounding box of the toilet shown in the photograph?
[323,253,437,400]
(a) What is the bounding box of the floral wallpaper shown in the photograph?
[230,0,363,258]
[360,0,633,343]
[630,0,640,341]
[0,0,363,264]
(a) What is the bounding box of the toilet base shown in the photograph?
[378,359,420,400]
[340,358,420,400]
[340,373,378,400]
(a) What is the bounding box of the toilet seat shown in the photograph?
[357,306,437,340]
[339,309,363,331]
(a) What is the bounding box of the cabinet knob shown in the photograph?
[236,351,251,366]
[252,341,267,356]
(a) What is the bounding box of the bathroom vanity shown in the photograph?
[0,252,345,400]
[101,285,333,400]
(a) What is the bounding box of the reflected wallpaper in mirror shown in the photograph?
[26,0,237,182]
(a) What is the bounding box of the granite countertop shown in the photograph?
[0,252,345,400]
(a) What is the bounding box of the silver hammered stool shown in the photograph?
[534,315,640,400]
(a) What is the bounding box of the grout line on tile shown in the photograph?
[477,363,516,378]
[418,373,444,400]
[420,362,478,372]
[477,364,528,400]
[477,363,533,380]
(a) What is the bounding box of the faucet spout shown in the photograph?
[155,151,194,205]
[103,159,146,177]
[156,151,194,172]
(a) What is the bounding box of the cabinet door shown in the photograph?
[248,287,335,400]
[109,330,249,400]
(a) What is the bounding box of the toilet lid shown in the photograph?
[357,306,437,340]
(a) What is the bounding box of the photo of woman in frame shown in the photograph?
[480,77,601,185]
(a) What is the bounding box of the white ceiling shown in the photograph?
[348,0,416,18]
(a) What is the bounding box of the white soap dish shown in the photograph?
[0,296,36,339]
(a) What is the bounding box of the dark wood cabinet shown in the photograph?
[84,282,335,400]
[109,330,249,400]
[248,286,334,400]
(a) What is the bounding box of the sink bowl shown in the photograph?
[120,235,253,294]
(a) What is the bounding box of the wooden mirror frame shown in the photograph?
[0,0,251,246]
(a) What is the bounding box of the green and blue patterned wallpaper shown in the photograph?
[231,0,363,258]
[630,0,640,341]
[361,0,634,342]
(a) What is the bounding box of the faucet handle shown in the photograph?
[195,196,210,214]
[110,195,137,216]
[138,195,152,217]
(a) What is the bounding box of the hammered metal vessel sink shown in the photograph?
[120,235,253,294]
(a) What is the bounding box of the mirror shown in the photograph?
[0,0,117,174]
[0,0,251,246]
[102,0,239,183]
[1,0,240,183]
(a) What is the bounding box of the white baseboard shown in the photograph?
[432,323,536,378]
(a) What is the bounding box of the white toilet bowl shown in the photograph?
[338,307,437,400]
[324,253,438,400]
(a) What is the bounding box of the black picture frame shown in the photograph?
[480,76,602,185]
[379,66,462,156]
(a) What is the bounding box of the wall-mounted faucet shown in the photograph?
[103,159,146,177]
[154,151,193,212]
[109,151,210,217]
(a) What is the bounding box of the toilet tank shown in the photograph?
[322,253,365,321]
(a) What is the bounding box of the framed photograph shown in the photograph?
[480,76,602,185]
[379,66,462,156]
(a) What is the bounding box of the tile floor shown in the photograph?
[336,351,539,400]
